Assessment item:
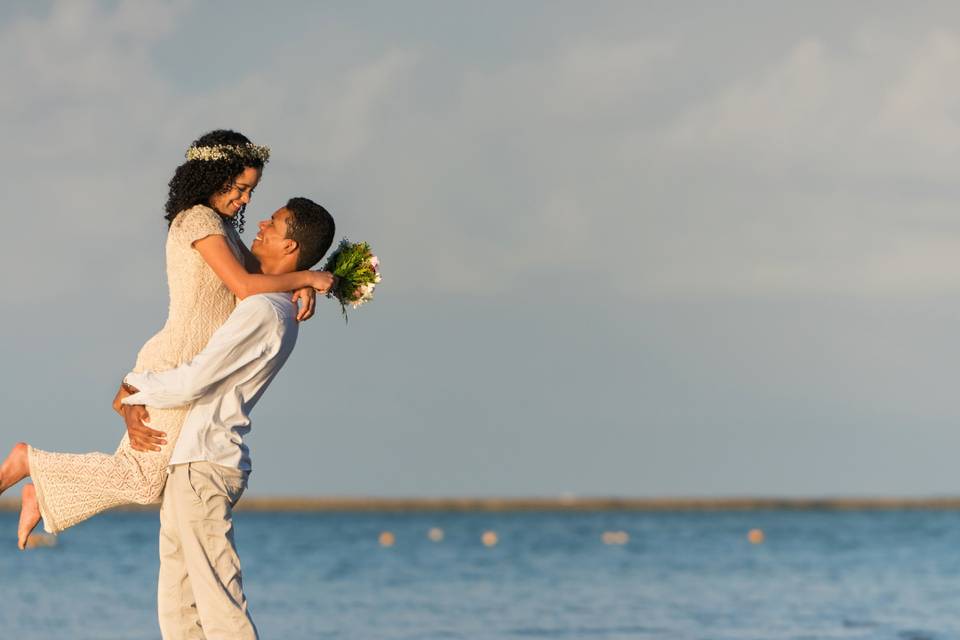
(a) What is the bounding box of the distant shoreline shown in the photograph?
[5,496,960,512]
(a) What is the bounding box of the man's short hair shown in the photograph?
[285,197,335,270]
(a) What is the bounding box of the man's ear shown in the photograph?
[282,238,299,257]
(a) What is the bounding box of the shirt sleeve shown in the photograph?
[122,298,276,408]
[171,205,226,247]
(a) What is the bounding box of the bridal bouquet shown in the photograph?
[323,239,381,321]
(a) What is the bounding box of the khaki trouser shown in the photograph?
[158,462,258,640]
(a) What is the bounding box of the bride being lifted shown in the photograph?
[0,129,333,547]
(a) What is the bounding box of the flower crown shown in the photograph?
[185,143,271,163]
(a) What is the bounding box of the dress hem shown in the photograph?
[27,445,61,535]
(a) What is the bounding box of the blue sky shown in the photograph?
[6,1,960,496]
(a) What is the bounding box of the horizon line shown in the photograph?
[5,495,960,512]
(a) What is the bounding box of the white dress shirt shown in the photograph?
[122,292,299,471]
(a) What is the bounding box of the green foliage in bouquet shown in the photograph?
[322,239,380,322]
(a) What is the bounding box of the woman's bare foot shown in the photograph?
[0,443,29,495]
[18,484,40,550]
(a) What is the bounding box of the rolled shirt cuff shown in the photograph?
[120,372,149,405]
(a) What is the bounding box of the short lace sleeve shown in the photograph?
[170,205,226,247]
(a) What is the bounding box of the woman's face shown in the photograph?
[209,166,262,217]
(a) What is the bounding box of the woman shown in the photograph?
[0,130,332,548]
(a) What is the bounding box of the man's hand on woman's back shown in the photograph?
[123,405,166,452]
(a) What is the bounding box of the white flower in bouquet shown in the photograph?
[322,239,381,322]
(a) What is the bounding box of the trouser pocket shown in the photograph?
[185,462,248,516]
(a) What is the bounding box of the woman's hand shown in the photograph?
[311,270,335,295]
[291,287,317,322]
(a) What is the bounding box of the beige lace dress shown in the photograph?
[28,205,244,534]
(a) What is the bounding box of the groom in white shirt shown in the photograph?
[117,197,335,640]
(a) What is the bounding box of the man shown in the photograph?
[118,197,335,639]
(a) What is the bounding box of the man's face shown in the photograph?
[251,207,294,261]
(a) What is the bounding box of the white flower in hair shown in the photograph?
[185,143,270,163]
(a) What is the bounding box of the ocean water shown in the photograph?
[3,509,960,639]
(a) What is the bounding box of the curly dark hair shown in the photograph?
[285,197,336,270]
[164,129,267,234]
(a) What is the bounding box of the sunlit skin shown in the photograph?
[112,175,335,463]
[18,485,38,550]
[251,207,298,272]
[191,210,332,302]
[119,204,329,449]
[208,167,260,217]
[0,206,327,548]
[120,208,310,448]
[0,172,270,547]
[0,442,33,548]
[199,166,327,318]
[202,166,324,324]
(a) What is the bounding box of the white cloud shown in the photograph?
[872,30,960,155]
[551,39,675,117]
[9,1,960,497]
[612,28,960,296]
[0,1,191,300]
[668,39,832,152]
[320,50,421,167]
[8,2,960,305]
[1,0,185,152]
[666,28,960,179]
[338,35,678,294]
